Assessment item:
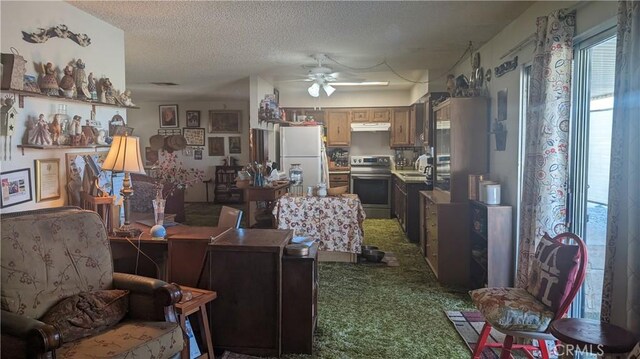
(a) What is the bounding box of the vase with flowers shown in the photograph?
[149,151,204,225]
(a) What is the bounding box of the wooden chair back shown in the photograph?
[218,206,243,228]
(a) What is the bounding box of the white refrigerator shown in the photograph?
[280,126,325,188]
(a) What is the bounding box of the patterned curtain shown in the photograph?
[516,10,575,288]
[601,0,640,335]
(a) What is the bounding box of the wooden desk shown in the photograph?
[176,286,217,359]
[243,183,289,228]
[109,223,228,280]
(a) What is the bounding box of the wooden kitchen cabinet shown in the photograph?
[421,92,449,147]
[420,189,470,287]
[393,176,407,231]
[391,108,413,147]
[371,108,391,122]
[469,200,513,288]
[351,109,369,122]
[326,110,351,147]
[350,108,391,123]
[329,173,350,188]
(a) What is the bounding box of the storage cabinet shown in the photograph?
[214,165,244,204]
[201,229,293,357]
[329,173,349,188]
[350,108,391,123]
[351,109,369,122]
[371,108,391,122]
[393,177,407,231]
[390,108,413,147]
[433,97,488,202]
[420,189,470,287]
[326,110,351,147]
[469,200,513,288]
[421,92,449,147]
[393,175,429,243]
[282,243,319,354]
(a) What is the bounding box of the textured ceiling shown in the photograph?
[69,1,533,102]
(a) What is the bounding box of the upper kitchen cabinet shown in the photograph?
[422,92,449,148]
[326,110,351,147]
[390,108,413,147]
[350,108,391,123]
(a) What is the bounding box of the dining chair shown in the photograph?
[218,205,243,229]
[470,232,588,359]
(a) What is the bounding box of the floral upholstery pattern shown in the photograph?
[56,320,183,358]
[470,287,554,332]
[273,194,366,253]
[1,209,113,319]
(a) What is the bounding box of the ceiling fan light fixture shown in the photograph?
[323,83,336,96]
[308,82,320,97]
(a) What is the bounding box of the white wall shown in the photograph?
[280,88,412,108]
[127,100,250,202]
[0,0,125,212]
[451,0,617,238]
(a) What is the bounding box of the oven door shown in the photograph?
[350,174,391,208]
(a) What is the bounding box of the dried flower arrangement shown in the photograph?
[150,151,205,198]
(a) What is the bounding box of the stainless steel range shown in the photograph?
[350,155,392,219]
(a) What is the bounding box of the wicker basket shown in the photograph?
[327,185,348,196]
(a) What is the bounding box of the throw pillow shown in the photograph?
[526,234,581,312]
[40,289,129,343]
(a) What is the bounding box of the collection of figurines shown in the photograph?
[26,112,109,147]
[35,58,135,107]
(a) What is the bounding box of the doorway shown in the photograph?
[568,31,616,320]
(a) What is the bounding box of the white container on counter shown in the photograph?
[484,184,501,205]
[478,180,497,203]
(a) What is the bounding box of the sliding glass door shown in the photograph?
[568,31,616,320]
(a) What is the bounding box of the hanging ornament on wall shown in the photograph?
[0,96,18,160]
[22,24,91,47]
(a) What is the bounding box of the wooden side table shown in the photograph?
[549,318,638,359]
[175,286,217,359]
[80,191,114,233]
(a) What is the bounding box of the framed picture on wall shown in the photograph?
[208,110,241,133]
[1,168,32,208]
[35,159,61,202]
[183,128,205,146]
[159,104,179,128]
[229,136,241,154]
[497,89,508,122]
[186,110,201,127]
[208,137,225,156]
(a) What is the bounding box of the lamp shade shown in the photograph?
[101,135,146,174]
[323,83,335,96]
[307,82,320,97]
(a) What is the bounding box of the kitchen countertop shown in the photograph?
[329,170,351,174]
[392,169,428,183]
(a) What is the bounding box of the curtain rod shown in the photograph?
[499,1,587,60]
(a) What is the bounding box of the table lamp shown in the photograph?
[101,133,146,237]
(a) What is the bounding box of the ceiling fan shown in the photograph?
[304,54,338,97]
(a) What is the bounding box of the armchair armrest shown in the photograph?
[113,272,182,322]
[1,310,61,358]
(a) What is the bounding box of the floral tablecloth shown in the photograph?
[272,194,366,253]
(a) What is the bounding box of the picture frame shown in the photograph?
[183,128,205,146]
[159,104,179,128]
[208,110,241,133]
[497,89,508,122]
[1,168,33,208]
[35,159,61,202]
[208,137,225,156]
[194,148,203,160]
[229,136,241,154]
[145,146,159,166]
[186,110,201,127]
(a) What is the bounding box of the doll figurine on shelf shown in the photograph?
[49,114,62,145]
[88,72,98,101]
[40,62,59,96]
[73,59,90,100]
[28,114,52,146]
[59,65,76,99]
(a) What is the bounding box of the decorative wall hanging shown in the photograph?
[186,110,201,127]
[0,168,32,208]
[229,136,241,154]
[208,110,241,133]
[22,25,91,47]
[35,158,61,202]
[194,148,203,160]
[183,128,205,146]
[494,56,518,78]
[159,104,179,128]
[1,96,17,160]
[0,48,27,90]
[208,137,225,156]
[157,128,181,136]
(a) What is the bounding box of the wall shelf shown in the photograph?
[17,144,110,155]
[1,89,140,110]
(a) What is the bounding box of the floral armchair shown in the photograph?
[1,207,184,358]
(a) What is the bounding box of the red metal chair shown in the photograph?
[470,232,588,359]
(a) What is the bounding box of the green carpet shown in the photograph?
[184,204,474,358]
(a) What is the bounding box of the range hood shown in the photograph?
[350,122,391,132]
